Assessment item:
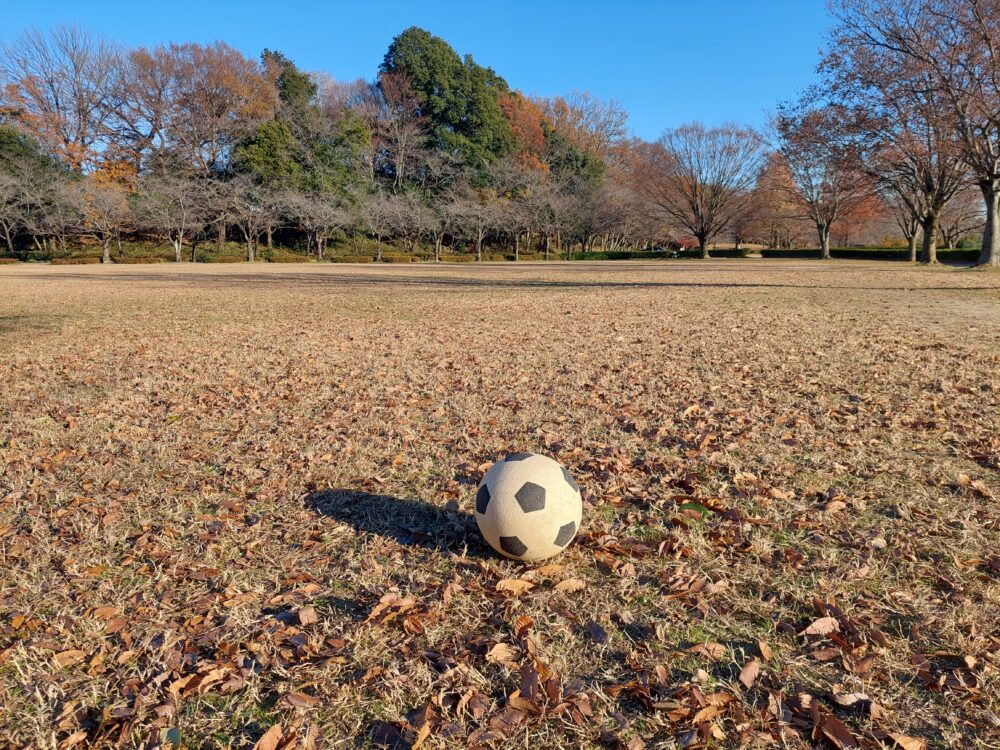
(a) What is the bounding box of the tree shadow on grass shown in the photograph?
[304,488,486,557]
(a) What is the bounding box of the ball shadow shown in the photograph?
[303,488,487,557]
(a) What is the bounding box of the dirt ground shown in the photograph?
[1,260,998,749]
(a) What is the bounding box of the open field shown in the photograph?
[1,260,999,749]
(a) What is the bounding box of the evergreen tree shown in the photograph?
[380,27,514,167]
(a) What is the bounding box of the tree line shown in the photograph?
[0,2,997,265]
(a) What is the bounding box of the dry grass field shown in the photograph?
[1,260,999,750]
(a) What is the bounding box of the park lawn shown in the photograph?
[0,260,998,749]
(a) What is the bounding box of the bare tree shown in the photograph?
[938,185,984,249]
[135,174,209,261]
[0,173,29,255]
[383,191,429,254]
[451,187,503,261]
[774,104,872,259]
[285,191,349,260]
[0,26,120,172]
[223,176,279,261]
[424,193,456,262]
[825,4,970,263]
[22,176,81,256]
[109,44,179,172]
[642,123,765,258]
[536,91,629,165]
[78,178,132,263]
[355,189,394,261]
[831,0,1000,264]
[376,72,427,192]
[886,188,923,261]
[168,42,278,174]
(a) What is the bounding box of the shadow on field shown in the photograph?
[0,313,61,336]
[11,267,994,293]
[304,488,484,556]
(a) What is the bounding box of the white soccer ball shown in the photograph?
[475,452,582,561]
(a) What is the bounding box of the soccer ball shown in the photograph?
[475,452,582,561]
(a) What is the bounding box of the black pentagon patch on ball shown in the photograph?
[505,452,533,462]
[476,484,491,514]
[500,536,528,557]
[560,467,579,493]
[554,521,576,547]
[515,482,546,513]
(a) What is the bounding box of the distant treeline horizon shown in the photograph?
[1,1,998,265]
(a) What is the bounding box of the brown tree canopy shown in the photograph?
[1,26,119,172]
[773,104,873,259]
[831,0,1000,263]
[640,122,765,257]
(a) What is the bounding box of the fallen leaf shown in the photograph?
[554,577,586,593]
[412,722,431,749]
[486,642,517,666]
[888,734,927,750]
[58,730,89,749]
[819,712,859,748]
[489,707,526,736]
[298,605,318,626]
[253,724,282,750]
[284,691,320,709]
[832,691,869,709]
[739,658,761,689]
[535,563,565,576]
[801,616,840,636]
[496,579,535,595]
[54,650,86,668]
[686,642,726,660]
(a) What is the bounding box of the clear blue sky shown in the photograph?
[0,0,831,141]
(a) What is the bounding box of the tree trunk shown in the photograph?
[218,224,226,252]
[476,233,482,262]
[978,180,1000,266]
[174,235,183,263]
[544,235,550,261]
[246,233,254,262]
[191,240,198,263]
[818,225,831,260]
[102,237,111,264]
[920,213,939,264]
[434,237,442,262]
[907,232,919,262]
[698,235,710,259]
[317,234,325,261]
[375,236,382,262]
[266,226,273,251]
